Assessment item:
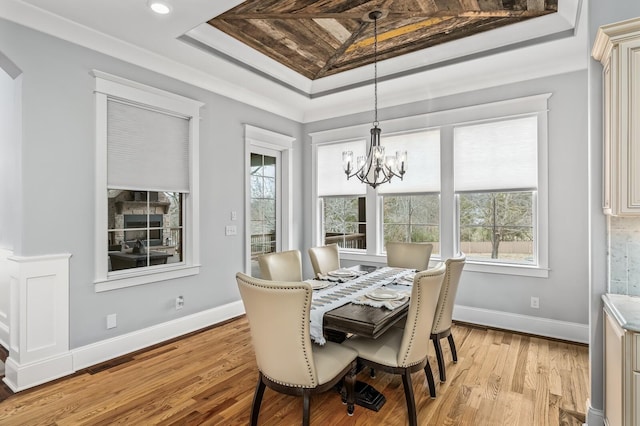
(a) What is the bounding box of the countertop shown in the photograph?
[603,293,640,332]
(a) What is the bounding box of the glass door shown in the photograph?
[249,148,281,277]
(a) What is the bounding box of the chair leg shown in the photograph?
[250,374,266,426]
[448,333,458,363]
[423,359,436,399]
[302,390,311,426]
[401,370,418,426]
[432,336,446,382]
[344,364,356,416]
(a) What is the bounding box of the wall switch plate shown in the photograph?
[175,296,184,310]
[106,313,117,329]
[225,225,237,236]
[231,211,237,221]
[530,297,539,309]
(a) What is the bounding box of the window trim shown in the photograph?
[310,93,550,277]
[93,70,204,292]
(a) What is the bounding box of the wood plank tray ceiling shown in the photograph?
[208,0,558,80]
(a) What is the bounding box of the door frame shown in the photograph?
[244,125,295,275]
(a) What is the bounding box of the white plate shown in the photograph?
[328,269,357,278]
[366,288,401,301]
[307,280,331,290]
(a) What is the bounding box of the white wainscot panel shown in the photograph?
[4,253,73,392]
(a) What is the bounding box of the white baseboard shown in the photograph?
[453,304,589,344]
[72,300,245,371]
[586,404,604,425]
[3,352,73,392]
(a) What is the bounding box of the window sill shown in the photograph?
[463,261,549,278]
[340,251,548,278]
[94,264,200,292]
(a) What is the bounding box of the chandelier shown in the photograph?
[342,10,407,189]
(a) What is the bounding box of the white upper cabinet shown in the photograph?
[593,17,640,216]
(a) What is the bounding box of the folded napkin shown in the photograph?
[393,276,415,286]
[390,269,418,286]
[304,279,336,290]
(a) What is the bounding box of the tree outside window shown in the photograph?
[383,194,439,255]
[459,191,533,263]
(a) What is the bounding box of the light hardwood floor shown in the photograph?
[0,317,589,425]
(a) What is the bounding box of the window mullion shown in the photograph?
[367,187,379,255]
[440,125,455,259]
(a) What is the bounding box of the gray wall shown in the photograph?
[0,53,21,252]
[0,18,304,348]
[587,0,640,419]
[304,70,590,325]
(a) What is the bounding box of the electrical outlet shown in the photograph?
[106,313,117,329]
[225,225,237,236]
[176,296,184,310]
[530,297,539,309]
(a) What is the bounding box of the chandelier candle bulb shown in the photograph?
[342,151,353,175]
[398,151,407,173]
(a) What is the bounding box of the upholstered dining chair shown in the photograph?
[235,272,358,426]
[343,264,446,426]
[386,242,433,271]
[308,243,340,277]
[430,254,466,383]
[257,249,303,281]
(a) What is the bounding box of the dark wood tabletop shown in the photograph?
[322,265,409,340]
[323,300,409,339]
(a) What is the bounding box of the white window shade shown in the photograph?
[107,99,190,192]
[378,129,440,194]
[317,140,367,196]
[454,116,537,192]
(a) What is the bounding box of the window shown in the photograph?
[93,71,203,291]
[454,116,538,265]
[107,191,183,270]
[383,194,440,247]
[323,196,366,249]
[458,191,533,262]
[311,94,549,277]
[379,130,440,255]
[316,140,367,250]
[250,152,278,257]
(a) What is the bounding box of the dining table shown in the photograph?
[308,265,415,345]
[307,264,417,411]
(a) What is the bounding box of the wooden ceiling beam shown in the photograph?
[218,10,538,20]
[314,21,369,79]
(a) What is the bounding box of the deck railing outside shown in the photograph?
[325,233,366,249]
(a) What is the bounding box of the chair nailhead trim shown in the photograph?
[240,275,317,387]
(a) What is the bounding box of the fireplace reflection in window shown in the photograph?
[107,190,183,272]
[124,214,163,247]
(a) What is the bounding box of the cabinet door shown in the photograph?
[621,40,640,209]
[605,311,624,426]
[604,60,612,212]
[634,372,640,425]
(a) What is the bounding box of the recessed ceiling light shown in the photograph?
[148,0,172,15]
